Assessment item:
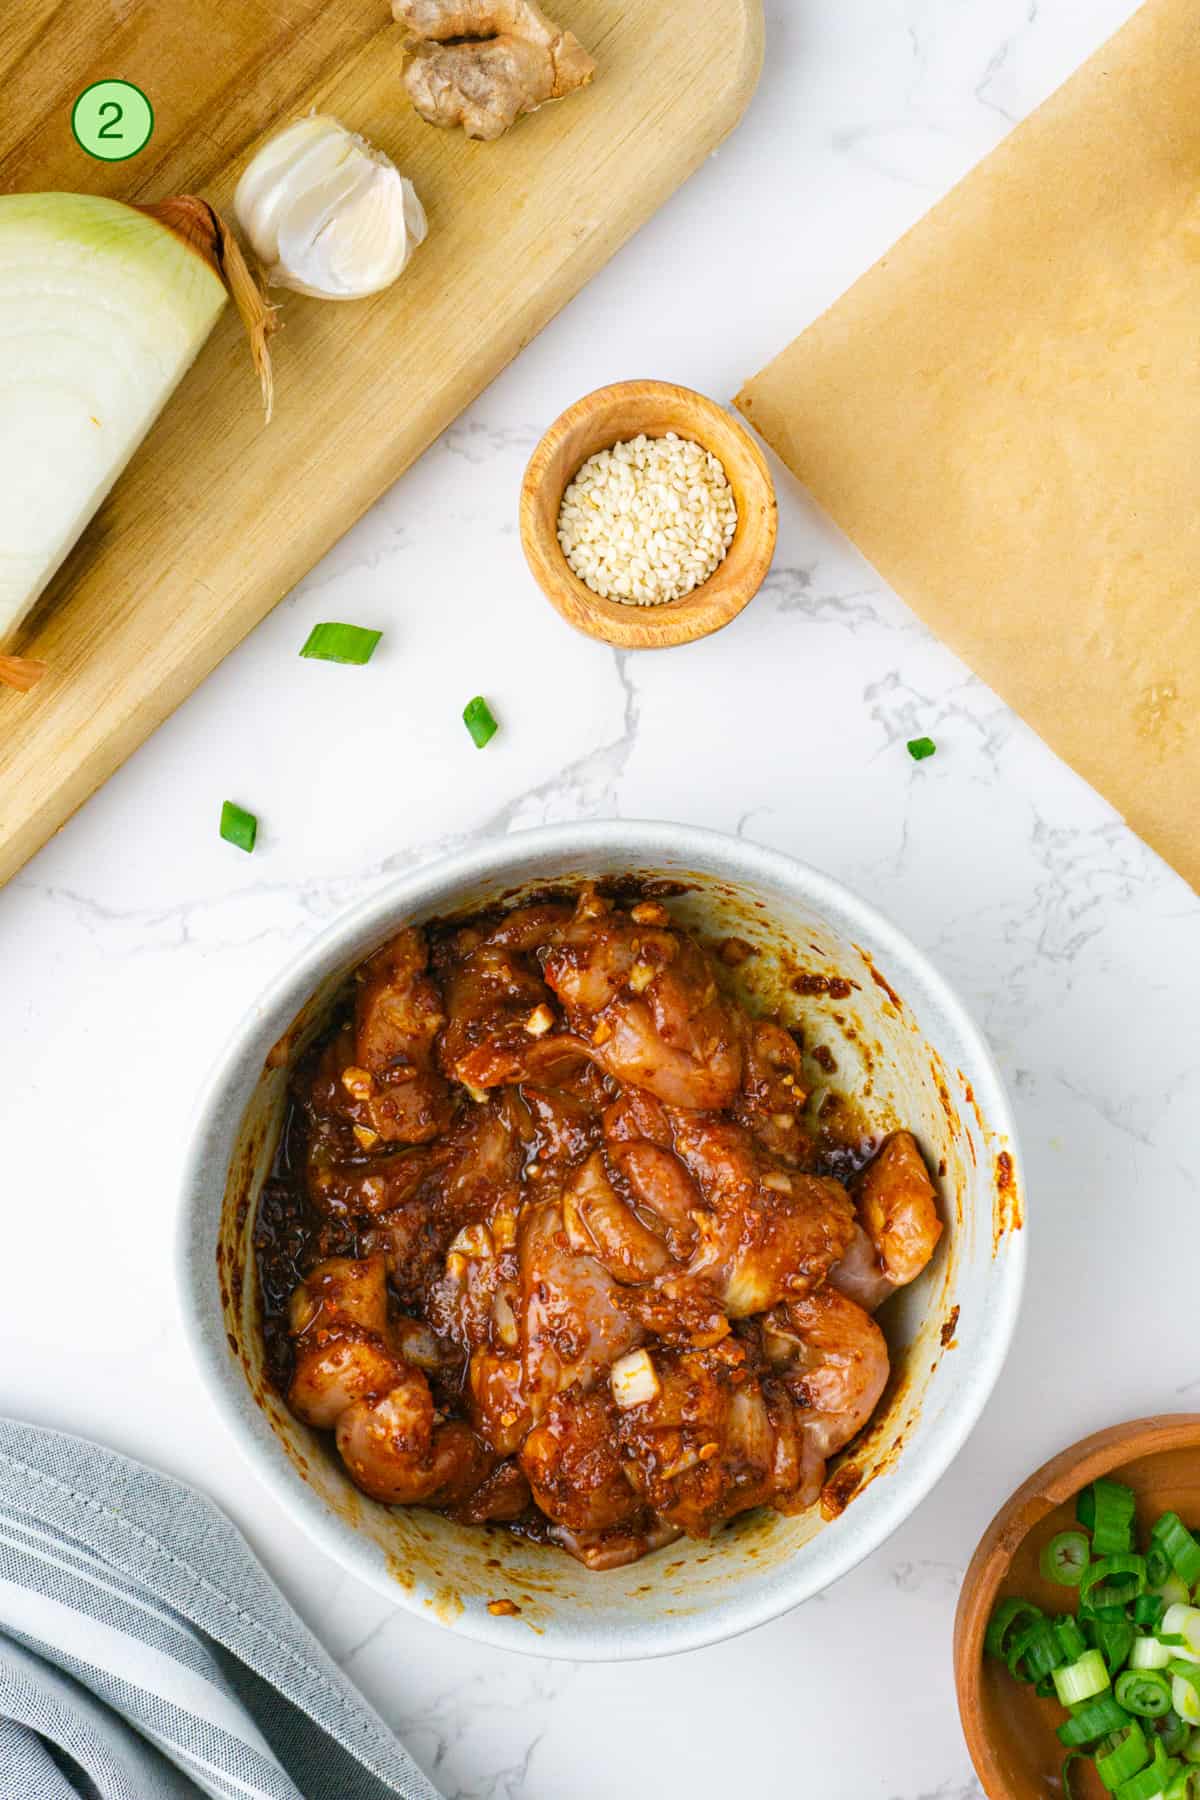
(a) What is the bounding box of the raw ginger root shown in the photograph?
[393,0,596,141]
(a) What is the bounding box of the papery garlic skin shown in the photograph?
[234,116,427,301]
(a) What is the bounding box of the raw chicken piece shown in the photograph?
[733,1017,812,1166]
[437,906,586,1091]
[518,1196,643,1420]
[562,1151,675,1285]
[614,1340,803,1536]
[287,1256,400,1429]
[521,1082,599,1171]
[764,1285,890,1463]
[467,1346,531,1456]
[543,889,743,1109]
[827,1223,895,1314]
[851,1131,942,1287]
[547,1518,683,1572]
[349,929,453,1143]
[336,1375,491,1506]
[519,1388,641,1534]
[287,1253,499,1509]
[669,1113,856,1317]
[605,1140,699,1260]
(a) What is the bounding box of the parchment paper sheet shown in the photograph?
[737,0,1199,891]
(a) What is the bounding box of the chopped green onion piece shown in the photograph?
[1092,1481,1139,1557]
[1093,1621,1139,1676]
[986,1597,1044,1661]
[1119,1672,1176,1719]
[1060,1695,1133,1747]
[1079,1487,1099,1531]
[1154,1577,1193,1611]
[1138,1597,1169,1629]
[1133,1637,1175,1672]
[1010,1618,1063,1683]
[462,695,498,749]
[219,801,257,854]
[907,736,937,761]
[1184,1729,1200,1764]
[1083,1556,1148,1611]
[1165,1769,1200,1799]
[298,622,382,665]
[1162,1607,1200,1661]
[1117,1763,1175,1800]
[1056,1650,1115,1709]
[1099,1723,1152,1791]
[1154,1519,1200,1590]
[1149,1548,1174,1588]
[1044,1531,1092,1587]
[1158,1715,1193,1757]
[1057,1617,1089,1664]
[1170,1665,1200,1727]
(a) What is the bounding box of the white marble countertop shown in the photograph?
[5,2,1199,1794]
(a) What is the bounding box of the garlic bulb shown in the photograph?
[234,116,427,301]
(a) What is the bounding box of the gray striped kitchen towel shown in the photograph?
[0,1419,442,1800]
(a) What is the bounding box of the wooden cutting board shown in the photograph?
[0,0,762,884]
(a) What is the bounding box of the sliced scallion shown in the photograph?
[1117,1671,1175,1719]
[1083,1556,1148,1612]
[986,1597,1044,1661]
[1056,1617,1089,1663]
[1044,1531,1092,1587]
[1055,1649,1114,1709]
[1153,1519,1200,1590]
[907,736,936,761]
[1159,1716,1193,1758]
[1090,1481,1139,1558]
[1161,1607,1200,1663]
[1059,1695,1133,1747]
[1133,1637,1175,1672]
[299,622,382,665]
[1171,1665,1200,1727]
[463,695,498,749]
[220,801,257,853]
[1093,1622,1138,1676]
[1097,1722,1151,1790]
[1115,1768,1171,1800]
[1009,1617,1061,1682]
[1149,1547,1174,1589]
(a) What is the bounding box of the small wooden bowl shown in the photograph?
[519,379,778,649]
[955,1415,1200,1800]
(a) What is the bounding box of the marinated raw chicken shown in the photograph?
[257,884,943,1567]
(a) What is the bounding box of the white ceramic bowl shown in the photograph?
[178,822,1024,1660]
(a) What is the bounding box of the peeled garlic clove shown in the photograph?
[235,118,352,267]
[234,115,427,301]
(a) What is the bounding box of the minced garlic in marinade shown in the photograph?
[557,431,738,607]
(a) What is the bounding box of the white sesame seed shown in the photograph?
[557,433,738,607]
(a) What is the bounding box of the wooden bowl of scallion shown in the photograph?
[955,1417,1200,1800]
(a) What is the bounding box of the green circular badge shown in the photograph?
[71,80,154,162]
